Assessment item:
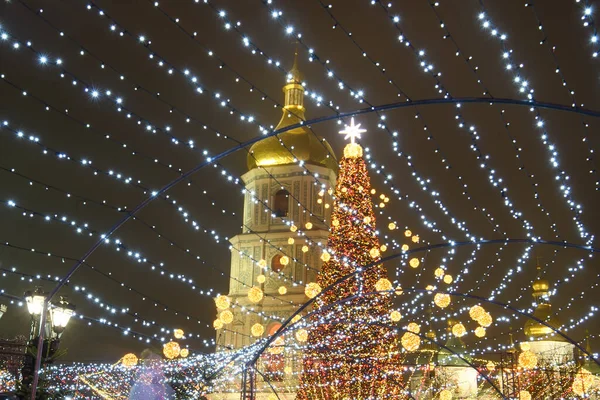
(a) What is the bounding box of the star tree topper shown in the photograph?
[339,117,366,158]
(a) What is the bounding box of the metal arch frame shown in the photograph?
[29,97,600,397]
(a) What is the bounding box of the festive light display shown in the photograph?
[121,354,138,368]
[163,342,181,360]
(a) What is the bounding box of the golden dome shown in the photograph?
[247,52,337,171]
[524,303,564,341]
[532,278,549,293]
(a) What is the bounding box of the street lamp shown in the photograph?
[0,304,6,319]
[50,297,75,336]
[24,288,47,317]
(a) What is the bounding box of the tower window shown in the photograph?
[271,255,286,273]
[273,189,290,218]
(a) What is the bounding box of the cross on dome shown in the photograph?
[339,117,366,144]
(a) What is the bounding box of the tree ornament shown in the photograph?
[251,323,265,337]
[173,329,184,339]
[363,216,371,224]
[572,368,594,396]
[305,282,322,299]
[219,310,234,324]
[288,238,295,245]
[321,251,331,262]
[409,258,420,268]
[369,247,380,258]
[401,332,420,351]
[163,341,180,359]
[478,312,493,327]
[295,328,308,342]
[248,286,264,303]
[121,353,138,367]
[215,295,231,310]
[375,278,392,292]
[332,219,339,227]
[404,229,412,237]
[469,305,485,321]
[518,350,538,369]
[434,293,451,308]
[390,310,402,322]
[302,245,309,253]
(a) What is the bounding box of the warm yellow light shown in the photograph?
[302,245,309,253]
[409,258,420,268]
[395,286,404,295]
[411,235,420,243]
[305,282,322,299]
[520,342,531,351]
[318,190,325,197]
[328,188,333,195]
[452,323,466,337]
[343,142,363,158]
[375,278,392,292]
[478,312,493,327]
[371,188,376,194]
[380,244,387,252]
[384,196,390,203]
[390,310,402,322]
[278,286,287,295]
[407,322,420,334]
[388,222,396,230]
[219,310,234,324]
[475,327,486,338]
[268,336,285,355]
[401,244,409,252]
[435,267,445,278]
[121,353,138,367]
[295,329,308,342]
[519,391,531,400]
[572,368,594,396]
[321,251,331,262]
[469,305,485,321]
[279,255,290,266]
[215,295,231,310]
[518,350,538,369]
[256,274,266,283]
[379,202,385,208]
[425,284,435,291]
[305,222,313,230]
[332,219,339,227]
[248,286,264,303]
[179,348,189,358]
[290,225,297,232]
[401,332,420,351]
[163,341,180,359]
[324,203,330,209]
[443,274,453,284]
[288,238,295,245]
[369,247,381,259]
[439,389,453,400]
[434,293,451,309]
[404,229,412,237]
[213,319,223,329]
[173,329,184,339]
[251,323,265,337]
[284,366,293,375]
[363,216,372,224]
[341,187,348,193]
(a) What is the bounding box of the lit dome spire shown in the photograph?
[524,261,565,341]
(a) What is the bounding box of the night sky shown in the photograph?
[0,0,598,363]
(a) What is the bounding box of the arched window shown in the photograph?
[273,189,289,218]
[271,255,286,273]
[264,323,284,382]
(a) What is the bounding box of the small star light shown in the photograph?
[339,117,366,158]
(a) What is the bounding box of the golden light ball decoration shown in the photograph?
[390,310,402,322]
[291,314,302,324]
[278,286,287,295]
[451,323,466,337]
[411,235,420,243]
[295,329,308,342]
[251,323,265,337]
[219,310,234,324]
[317,198,323,204]
[290,225,298,232]
[288,238,295,245]
[213,319,224,330]
[248,286,264,303]
[388,222,396,230]
[321,251,331,262]
[439,389,453,400]
[256,274,266,284]
[434,293,451,309]
[179,348,189,358]
[401,244,409,252]
[305,222,313,230]
[380,244,388,252]
[305,282,322,299]
[469,305,485,321]
[520,342,531,351]
[371,188,376,195]
[215,295,231,310]
[121,353,138,368]
[404,229,412,237]
[478,312,493,328]
[487,361,496,371]
[302,245,309,253]
[369,247,381,259]
[324,203,330,209]
[518,350,538,369]
[401,332,420,352]
[409,258,420,268]
[332,219,339,227]
[163,341,181,360]
[173,329,184,339]
[280,256,290,266]
[425,285,435,291]
[443,274,453,284]
[407,322,421,334]
[435,267,445,278]
[363,216,372,224]
[375,278,393,293]
[572,368,594,396]
[258,259,267,268]
[379,202,385,208]
[518,391,531,400]
[474,327,486,338]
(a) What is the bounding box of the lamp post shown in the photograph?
[22,289,75,399]
[0,304,7,319]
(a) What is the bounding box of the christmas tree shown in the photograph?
[296,119,404,399]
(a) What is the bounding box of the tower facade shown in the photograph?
[213,54,337,397]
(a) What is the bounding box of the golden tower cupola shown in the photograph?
[247,51,337,171]
[524,264,564,341]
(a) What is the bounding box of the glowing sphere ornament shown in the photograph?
[572,368,594,396]
[434,293,451,309]
[258,259,267,269]
[280,256,290,266]
[121,353,138,367]
[518,350,538,369]
[369,247,381,259]
[163,341,180,359]
[295,329,308,342]
[305,282,322,299]
[179,348,189,358]
[248,286,264,303]
[478,312,493,327]
[435,267,445,278]
[251,323,265,337]
[401,244,409,251]
[213,319,223,329]
[452,323,466,337]
[401,332,420,351]
[519,391,531,400]
[388,222,396,230]
[321,251,331,262]
[256,274,266,283]
[291,314,302,324]
[215,295,231,310]
[474,327,486,338]
[409,258,420,268]
[469,305,485,321]
[305,222,313,230]
[332,219,339,227]
[288,238,295,245]
[390,310,402,322]
[375,278,393,293]
[411,235,420,243]
[290,225,297,232]
[443,274,453,284]
[407,322,420,334]
[363,216,371,224]
[278,286,287,295]
[302,245,309,253]
[173,329,184,339]
[219,310,234,324]
[439,390,453,400]
[404,229,412,237]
